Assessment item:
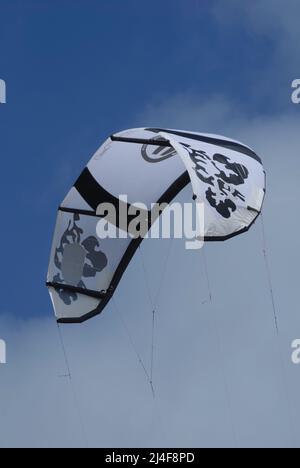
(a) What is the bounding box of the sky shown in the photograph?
[0,0,300,448]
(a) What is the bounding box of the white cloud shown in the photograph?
[213,0,300,65]
[136,94,243,136]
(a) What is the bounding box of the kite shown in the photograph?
[47,128,265,323]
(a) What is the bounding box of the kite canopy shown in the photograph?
[47,128,266,323]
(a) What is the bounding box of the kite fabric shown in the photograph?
[47,128,266,323]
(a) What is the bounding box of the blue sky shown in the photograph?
[0,0,293,319]
[1,0,300,448]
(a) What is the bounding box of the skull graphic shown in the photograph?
[53,214,108,305]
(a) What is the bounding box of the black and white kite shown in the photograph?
[47,128,266,323]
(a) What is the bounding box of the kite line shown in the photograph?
[139,239,174,397]
[112,297,153,393]
[56,323,89,448]
[200,245,239,447]
[259,213,297,445]
[260,214,279,334]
